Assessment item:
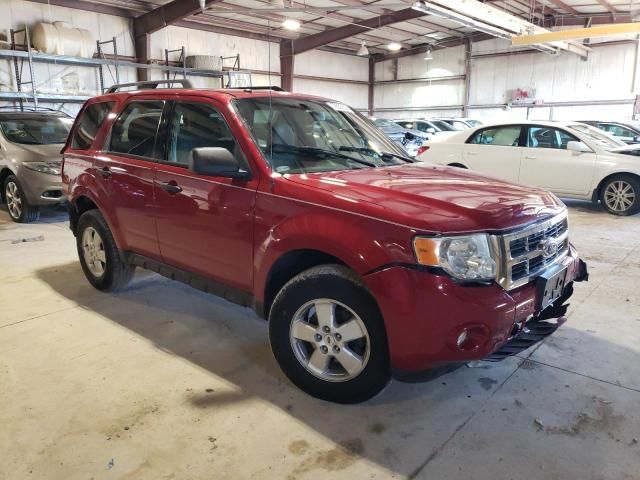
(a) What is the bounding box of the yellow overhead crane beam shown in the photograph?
[512,23,640,46]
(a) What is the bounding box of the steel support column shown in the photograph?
[280,41,294,92]
[368,56,374,116]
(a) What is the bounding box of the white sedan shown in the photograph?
[417,120,640,216]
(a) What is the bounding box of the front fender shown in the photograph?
[253,209,414,303]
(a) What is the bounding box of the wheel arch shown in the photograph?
[592,171,640,203]
[0,167,15,201]
[447,162,467,169]
[260,249,349,320]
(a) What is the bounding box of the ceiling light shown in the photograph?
[199,0,206,10]
[357,41,369,56]
[424,47,433,60]
[387,42,402,51]
[282,19,301,30]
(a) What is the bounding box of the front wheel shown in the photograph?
[4,175,39,223]
[269,265,390,404]
[600,175,640,216]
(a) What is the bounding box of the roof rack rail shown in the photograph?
[0,105,66,114]
[105,79,193,94]
[225,86,284,92]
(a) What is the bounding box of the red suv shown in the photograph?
[62,80,588,403]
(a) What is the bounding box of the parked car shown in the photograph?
[433,118,473,130]
[371,118,427,156]
[62,82,588,403]
[579,121,640,144]
[0,109,72,222]
[394,119,459,143]
[418,120,640,215]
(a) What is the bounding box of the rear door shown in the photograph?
[153,98,258,292]
[519,125,596,195]
[461,125,524,183]
[97,99,164,258]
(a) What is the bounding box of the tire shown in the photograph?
[4,175,39,223]
[76,209,135,291]
[268,264,390,404]
[599,174,640,216]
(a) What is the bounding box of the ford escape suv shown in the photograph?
[0,109,72,222]
[62,81,588,404]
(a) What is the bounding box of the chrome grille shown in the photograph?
[498,212,569,290]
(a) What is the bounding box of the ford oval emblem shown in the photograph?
[539,238,558,259]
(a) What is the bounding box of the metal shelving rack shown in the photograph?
[0,28,239,110]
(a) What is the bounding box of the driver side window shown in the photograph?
[526,126,579,149]
[166,102,239,166]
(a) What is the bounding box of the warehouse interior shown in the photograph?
[1,0,640,479]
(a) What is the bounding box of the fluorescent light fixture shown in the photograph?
[282,19,301,30]
[199,0,206,10]
[357,41,369,56]
[411,1,512,40]
[387,42,402,51]
[424,47,433,60]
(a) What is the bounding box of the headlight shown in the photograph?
[413,234,498,281]
[22,162,61,176]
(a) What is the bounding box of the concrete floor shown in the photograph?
[1,200,639,480]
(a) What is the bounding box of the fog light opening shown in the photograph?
[454,326,487,351]
[456,330,468,348]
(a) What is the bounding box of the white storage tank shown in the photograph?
[31,22,95,58]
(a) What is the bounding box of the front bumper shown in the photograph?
[18,167,66,205]
[363,244,587,372]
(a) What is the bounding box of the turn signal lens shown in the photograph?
[417,145,429,156]
[413,237,439,266]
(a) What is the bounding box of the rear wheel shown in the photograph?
[76,209,135,291]
[4,175,39,223]
[269,265,390,403]
[600,175,640,216]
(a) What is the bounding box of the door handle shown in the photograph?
[464,151,477,156]
[159,181,182,194]
[524,155,537,160]
[96,166,111,178]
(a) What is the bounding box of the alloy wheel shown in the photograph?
[289,298,370,382]
[82,226,107,277]
[5,181,22,219]
[604,180,636,213]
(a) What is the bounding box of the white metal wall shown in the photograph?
[293,50,369,109]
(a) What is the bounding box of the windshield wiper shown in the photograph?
[271,144,377,168]
[338,146,415,163]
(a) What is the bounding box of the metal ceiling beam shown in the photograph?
[27,0,136,17]
[593,0,617,15]
[133,0,225,37]
[545,0,579,15]
[282,8,427,55]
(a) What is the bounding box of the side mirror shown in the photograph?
[634,135,640,143]
[426,128,436,134]
[566,141,591,153]
[188,147,250,179]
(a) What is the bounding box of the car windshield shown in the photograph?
[430,120,455,131]
[568,123,626,149]
[373,119,399,128]
[0,116,72,145]
[235,98,410,174]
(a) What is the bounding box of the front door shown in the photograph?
[153,99,258,292]
[519,125,596,196]
[462,124,524,183]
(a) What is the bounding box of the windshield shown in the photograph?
[235,98,410,174]
[568,123,626,149]
[373,119,399,128]
[430,120,455,131]
[0,116,72,145]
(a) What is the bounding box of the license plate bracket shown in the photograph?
[536,265,568,311]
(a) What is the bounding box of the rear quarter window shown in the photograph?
[71,102,114,150]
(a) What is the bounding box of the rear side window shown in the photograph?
[469,126,521,146]
[109,101,164,159]
[71,101,114,150]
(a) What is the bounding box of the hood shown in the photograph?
[608,144,640,153]
[286,164,564,233]
[9,143,64,162]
